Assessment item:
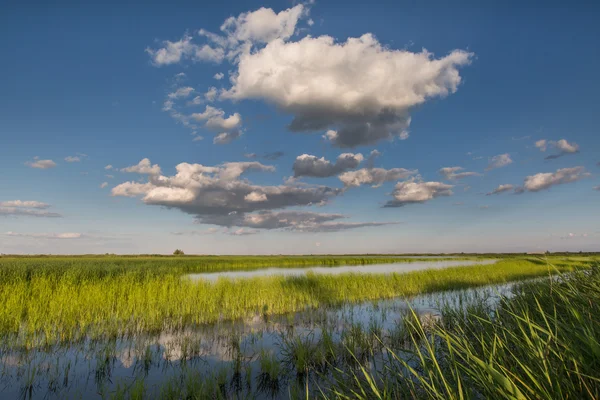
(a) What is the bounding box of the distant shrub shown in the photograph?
[173,249,184,256]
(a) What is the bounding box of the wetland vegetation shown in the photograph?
[0,254,598,398]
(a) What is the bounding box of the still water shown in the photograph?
[185,259,498,282]
[0,272,515,399]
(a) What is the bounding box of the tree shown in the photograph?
[173,249,184,255]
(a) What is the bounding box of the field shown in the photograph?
[0,254,598,399]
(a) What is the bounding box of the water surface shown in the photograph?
[186,259,497,282]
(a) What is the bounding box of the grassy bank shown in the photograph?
[0,256,591,346]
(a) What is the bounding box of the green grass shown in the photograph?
[0,255,593,347]
[328,263,600,399]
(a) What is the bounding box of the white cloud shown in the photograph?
[536,139,580,159]
[486,184,514,196]
[293,153,363,178]
[214,72,224,80]
[244,191,267,202]
[100,182,109,189]
[120,158,162,175]
[439,166,480,180]
[64,156,82,162]
[486,153,513,171]
[223,34,472,147]
[192,105,242,131]
[219,4,306,45]
[168,86,195,99]
[204,87,218,102]
[384,180,453,207]
[0,200,50,209]
[200,210,396,232]
[523,167,590,192]
[555,139,579,153]
[339,167,418,188]
[112,160,349,227]
[105,164,114,170]
[148,5,472,148]
[26,159,56,169]
[0,208,61,218]
[192,135,204,142]
[146,35,225,66]
[535,139,547,152]
[4,232,83,239]
[213,131,242,144]
[560,232,589,240]
[228,228,260,236]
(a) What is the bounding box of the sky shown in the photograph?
[1,0,599,254]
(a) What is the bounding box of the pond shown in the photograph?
[0,274,515,399]
[185,259,498,281]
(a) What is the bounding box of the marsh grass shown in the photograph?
[327,263,600,399]
[0,256,591,346]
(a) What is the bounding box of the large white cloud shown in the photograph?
[338,167,418,188]
[147,5,472,148]
[384,180,453,207]
[293,153,364,178]
[522,167,590,192]
[112,160,339,217]
[111,159,390,232]
[223,34,472,147]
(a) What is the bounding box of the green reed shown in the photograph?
[0,255,592,347]
[327,263,600,399]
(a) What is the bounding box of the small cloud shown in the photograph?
[536,138,580,159]
[263,151,284,160]
[486,184,514,196]
[214,72,224,80]
[65,154,87,162]
[192,135,204,142]
[105,165,114,170]
[213,130,242,144]
[523,166,590,192]
[560,232,589,240]
[594,185,600,191]
[479,205,489,210]
[486,154,513,171]
[120,158,162,175]
[4,231,83,239]
[26,159,57,169]
[100,182,109,189]
[105,174,114,179]
[439,166,481,181]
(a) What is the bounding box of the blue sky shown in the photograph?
[1,0,598,254]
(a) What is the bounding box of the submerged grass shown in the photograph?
[0,255,592,346]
